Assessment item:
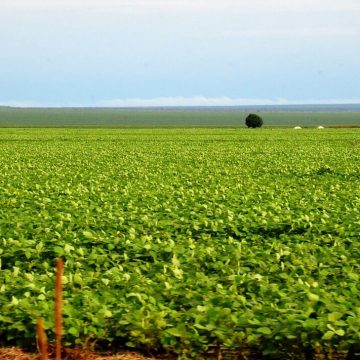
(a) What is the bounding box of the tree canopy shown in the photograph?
[245,113,263,128]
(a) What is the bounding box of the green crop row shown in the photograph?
[0,128,359,358]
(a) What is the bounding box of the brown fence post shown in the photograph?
[36,318,48,360]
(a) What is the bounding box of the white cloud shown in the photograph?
[3,0,360,13]
[98,96,278,107]
[223,27,359,39]
[0,100,65,108]
[2,97,360,108]
[97,97,360,107]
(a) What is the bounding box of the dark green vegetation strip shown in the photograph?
[0,107,360,127]
[0,128,359,359]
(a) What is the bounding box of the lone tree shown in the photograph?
[245,113,263,128]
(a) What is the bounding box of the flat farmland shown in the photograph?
[0,128,359,359]
[1,107,360,127]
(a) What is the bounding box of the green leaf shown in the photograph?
[166,328,184,337]
[257,327,272,335]
[83,230,94,239]
[335,329,345,336]
[322,331,335,340]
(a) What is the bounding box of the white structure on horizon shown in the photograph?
[318,126,324,129]
[294,126,302,129]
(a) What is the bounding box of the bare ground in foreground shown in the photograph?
[0,348,174,360]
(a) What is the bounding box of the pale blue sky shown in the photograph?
[1,0,359,107]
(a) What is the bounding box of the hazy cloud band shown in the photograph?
[2,97,360,108]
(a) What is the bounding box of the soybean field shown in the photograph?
[0,128,359,359]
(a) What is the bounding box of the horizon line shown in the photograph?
[1,103,360,110]
[1,96,360,109]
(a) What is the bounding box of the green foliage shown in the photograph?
[245,113,263,128]
[0,128,359,358]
